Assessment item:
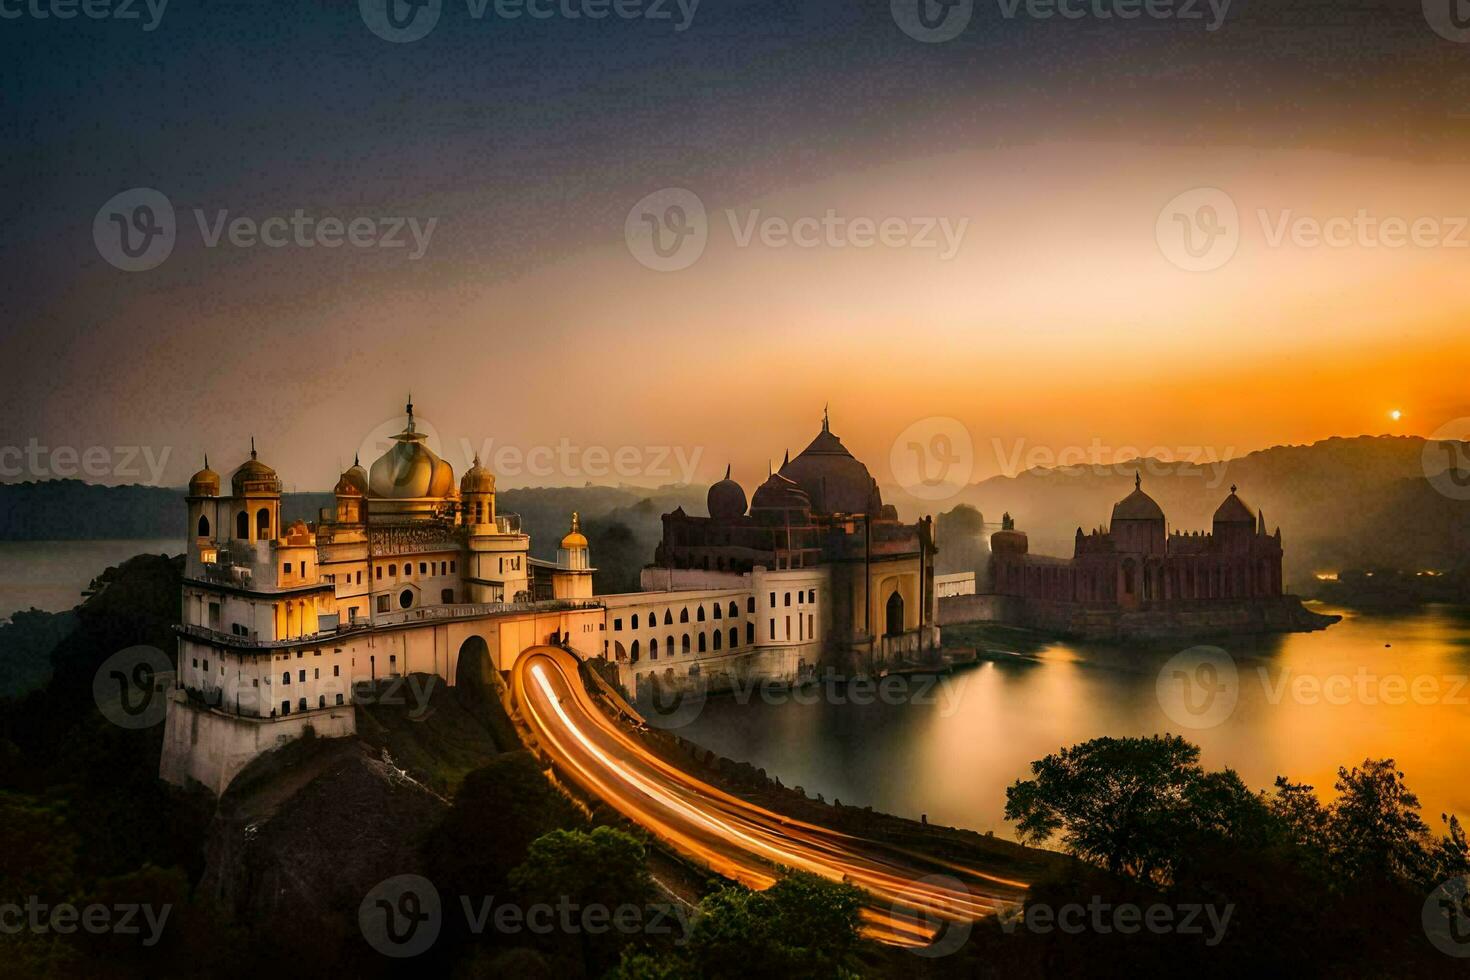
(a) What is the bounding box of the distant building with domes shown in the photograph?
[982,473,1331,639]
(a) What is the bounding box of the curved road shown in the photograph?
[510,646,1033,947]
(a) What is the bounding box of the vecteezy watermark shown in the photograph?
[1158,646,1470,730]
[93,646,173,730]
[1423,417,1470,501]
[996,897,1234,945]
[890,417,975,502]
[892,0,1229,43]
[1423,876,1470,958]
[0,0,167,30]
[94,188,437,271]
[635,668,963,731]
[1156,187,1240,272]
[1158,187,1470,272]
[0,439,172,484]
[988,437,1235,486]
[358,875,693,957]
[0,897,172,946]
[1157,646,1239,730]
[359,0,698,43]
[456,437,703,485]
[1423,0,1470,43]
[624,187,970,272]
[887,875,974,958]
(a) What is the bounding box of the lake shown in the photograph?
[679,604,1470,838]
[0,539,182,617]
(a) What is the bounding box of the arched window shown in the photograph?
[885,591,904,637]
[698,633,707,653]
[679,608,689,623]
[631,613,640,630]
[712,630,722,651]
[630,640,640,662]
[256,507,270,539]
[713,603,722,620]
[650,638,659,659]
[664,609,673,626]
[666,635,675,657]
[696,606,706,622]
[746,622,754,644]
[729,626,738,648]
[236,511,249,539]
[282,672,290,685]
[728,601,738,618]
[682,634,691,653]
[197,514,210,537]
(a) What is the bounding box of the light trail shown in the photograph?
[510,646,1036,947]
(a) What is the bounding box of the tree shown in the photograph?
[1327,759,1434,884]
[685,872,864,979]
[507,827,656,974]
[1004,734,1207,883]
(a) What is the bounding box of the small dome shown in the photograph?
[461,455,496,494]
[750,470,811,516]
[707,465,747,521]
[335,456,368,497]
[1213,486,1256,524]
[780,412,882,515]
[189,455,220,497]
[1111,472,1164,522]
[367,403,455,500]
[231,440,281,495]
[560,512,588,550]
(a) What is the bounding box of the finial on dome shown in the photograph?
[354,452,360,466]
[1231,483,1238,494]
[782,449,790,468]
[405,396,416,433]
[822,403,829,432]
[250,437,257,460]
[570,511,580,533]
[723,463,731,480]
[203,452,209,468]
[1134,470,1141,491]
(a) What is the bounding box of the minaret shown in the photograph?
[553,512,594,599]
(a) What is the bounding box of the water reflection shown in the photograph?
[679,605,1470,835]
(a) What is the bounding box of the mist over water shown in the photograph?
[680,605,1470,836]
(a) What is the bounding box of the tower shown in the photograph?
[552,512,595,599]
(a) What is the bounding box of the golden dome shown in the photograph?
[367,403,455,500]
[231,439,281,495]
[461,455,496,494]
[189,455,220,497]
[335,455,368,497]
[560,512,588,550]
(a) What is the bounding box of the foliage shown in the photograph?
[684,872,865,980]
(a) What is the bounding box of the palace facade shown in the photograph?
[161,405,940,795]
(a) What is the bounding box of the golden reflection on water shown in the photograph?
[681,605,1470,835]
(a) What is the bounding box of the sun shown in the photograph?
[1389,409,1403,422]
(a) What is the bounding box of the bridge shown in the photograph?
[509,646,1035,948]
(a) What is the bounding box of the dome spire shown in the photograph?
[1135,470,1141,491]
[724,463,731,480]
[822,403,829,433]
[250,437,257,460]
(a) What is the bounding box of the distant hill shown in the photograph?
[886,435,1470,593]
[0,481,332,540]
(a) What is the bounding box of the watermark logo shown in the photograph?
[1156,645,1238,730]
[360,0,442,42]
[890,417,975,501]
[0,897,172,945]
[94,188,175,272]
[0,440,172,484]
[1423,417,1470,501]
[93,645,172,730]
[0,0,168,30]
[987,437,1234,486]
[360,874,442,957]
[998,897,1233,944]
[1423,0,1470,43]
[1156,187,1239,272]
[625,187,708,272]
[1423,876,1470,957]
[892,875,973,957]
[892,0,973,42]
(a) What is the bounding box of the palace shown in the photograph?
[979,474,1327,639]
[160,404,939,795]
